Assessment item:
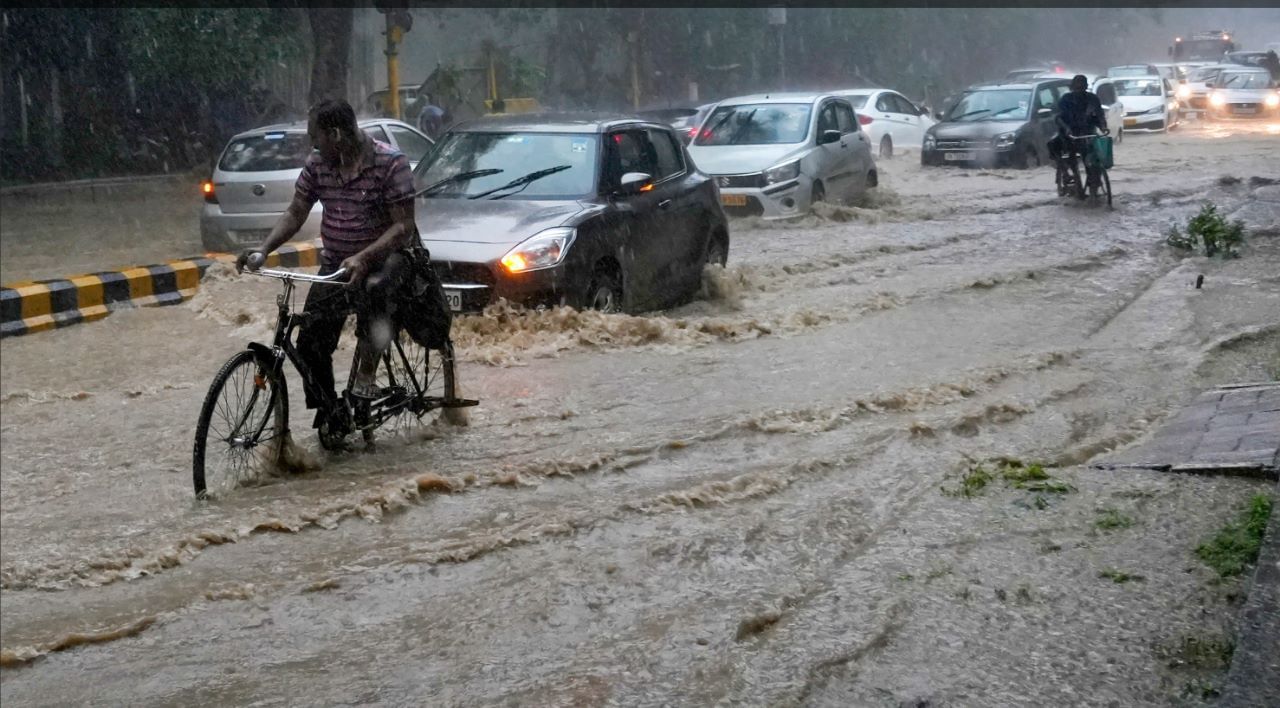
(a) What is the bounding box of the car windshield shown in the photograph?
[945,90,1031,122]
[1190,67,1222,82]
[218,133,312,172]
[693,103,812,146]
[1113,78,1165,97]
[1219,72,1271,89]
[414,131,598,199]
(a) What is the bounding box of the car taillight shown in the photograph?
[201,180,218,204]
[857,114,873,125]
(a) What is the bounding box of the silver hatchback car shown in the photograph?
[686,93,877,219]
[200,119,434,252]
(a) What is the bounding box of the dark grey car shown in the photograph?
[921,78,1071,169]
[413,113,730,314]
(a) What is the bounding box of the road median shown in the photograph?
[0,241,319,339]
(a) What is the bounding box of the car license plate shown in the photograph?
[720,194,748,207]
[443,288,463,312]
[1235,107,1256,115]
[944,152,975,161]
[1123,117,1137,127]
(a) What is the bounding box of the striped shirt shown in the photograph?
[295,139,415,263]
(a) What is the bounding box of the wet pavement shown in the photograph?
[2,123,1280,706]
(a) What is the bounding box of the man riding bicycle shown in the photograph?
[236,98,416,446]
[1048,75,1108,183]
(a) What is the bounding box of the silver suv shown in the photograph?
[200,119,434,252]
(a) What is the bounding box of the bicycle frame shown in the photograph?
[248,266,442,431]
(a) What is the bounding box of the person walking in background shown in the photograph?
[416,92,447,140]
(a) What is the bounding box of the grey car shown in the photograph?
[413,112,730,314]
[200,119,434,252]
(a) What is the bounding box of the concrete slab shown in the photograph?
[1095,383,1280,480]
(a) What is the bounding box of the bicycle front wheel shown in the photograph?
[1103,170,1112,209]
[193,349,289,499]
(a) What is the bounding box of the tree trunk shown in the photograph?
[307,7,353,107]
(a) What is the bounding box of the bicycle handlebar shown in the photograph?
[250,267,349,284]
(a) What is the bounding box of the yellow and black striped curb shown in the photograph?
[1,241,319,339]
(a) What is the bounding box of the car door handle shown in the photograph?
[658,199,672,209]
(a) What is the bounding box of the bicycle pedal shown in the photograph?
[442,398,480,409]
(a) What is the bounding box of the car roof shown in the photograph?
[968,78,1067,90]
[716,92,835,105]
[449,111,653,134]
[828,88,884,96]
[230,118,413,140]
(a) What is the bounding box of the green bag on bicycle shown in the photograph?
[1092,135,1114,170]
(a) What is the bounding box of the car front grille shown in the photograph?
[431,261,496,288]
[715,173,766,189]
[1229,103,1260,111]
[935,139,989,150]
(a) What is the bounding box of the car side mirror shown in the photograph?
[618,172,653,195]
[819,129,841,145]
[1037,107,1053,117]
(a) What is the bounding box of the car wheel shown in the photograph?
[706,230,728,267]
[584,265,622,314]
[810,180,826,207]
[879,136,893,159]
[1020,145,1040,170]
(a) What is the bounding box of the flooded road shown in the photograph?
[2,124,1279,706]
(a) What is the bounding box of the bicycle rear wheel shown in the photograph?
[1103,170,1112,209]
[193,350,288,499]
[374,330,459,438]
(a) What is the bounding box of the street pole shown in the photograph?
[385,12,403,120]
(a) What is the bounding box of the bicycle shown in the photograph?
[191,261,476,500]
[1054,131,1113,209]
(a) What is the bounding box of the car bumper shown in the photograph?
[1121,113,1169,131]
[432,260,585,313]
[714,177,812,219]
[1206,103,1278,119]
[200,204,319,252]
[920,146,1018,167]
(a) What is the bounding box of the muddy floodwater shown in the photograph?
[2,124,1279,706]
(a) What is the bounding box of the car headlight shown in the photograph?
[500,227,575,273]
[1266,93,1280,108]
[994,131,1018,149]
[763,160,800,185]
[924,134,936,149]
[1144,104,1164,114]
[1209,92,1226,107]
[1176,84,1192,99]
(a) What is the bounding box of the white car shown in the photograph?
[829,88,935,158]
[687,93,877,219]
[1184,64,1237,117]
[1111,75,1183,132]
[1091,79,1127,143]
[200,119,434,252]
[1204,68,1280,120]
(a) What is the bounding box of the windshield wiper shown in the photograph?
[950,109,991,121]
[413,168,503,198]
[984,107,1025,119]
[468,165,572,200]
[700,109,737,142]
[727,108,759,145]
